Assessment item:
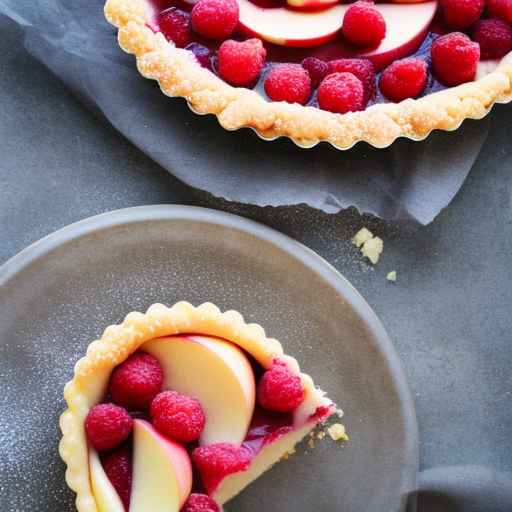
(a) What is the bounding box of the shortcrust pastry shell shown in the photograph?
[104,0,512,149]
[59,302,331,512]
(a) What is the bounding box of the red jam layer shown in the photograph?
[201,404,334,494]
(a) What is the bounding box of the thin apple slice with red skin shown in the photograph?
[143,335,256,446]
[130,419,193,512]
[287,0,338,11]
[238,1,348,47]
[89,449,125,512]
[238,1,438,69]
[287,0,427,12]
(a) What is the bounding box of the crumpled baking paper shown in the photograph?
[0,0,491,224]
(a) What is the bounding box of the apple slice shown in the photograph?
[238,1,348,47]
[89,449,125,512]
[238,0,438,62]
[130,419,192,512]
[357,2,438,70]
[143,335,255,446]
[287,0,338,11]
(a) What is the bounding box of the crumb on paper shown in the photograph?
[328,423,349,442]
[361,237,383,265]
[317,431,326,440]
[352,227,374,248]
[387,271,397,282]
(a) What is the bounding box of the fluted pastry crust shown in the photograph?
[60,302,333,511]
[104,0,512,149]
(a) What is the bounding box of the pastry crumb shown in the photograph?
[361,237,384,265]
[308,438,316,449]
[352,227,374,248]
[281,447,296,461]
[317,431,326,440]
[387,271,397,282]
[328,423,349,442]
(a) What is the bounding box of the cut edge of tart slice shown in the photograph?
[59,302,336,512]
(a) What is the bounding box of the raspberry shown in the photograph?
[431,32,480,86]
[192,443,251,480]
[102,446,132,511]
[182,493,220,512]
[85,404,133,451]
[218,38,267,87]
[158,8,193,48]
[257,360,305,412]
[150,390,205,442]
[328,58,376,105]
[110,352,164,410]
[488,0,512,24]
[342,1,386,48]
[186,43,212,70]
[191,0,239,40]
[317,72,365,114]
[264,64,311,105]
[301,57,329,87]
[379,58,428,102]
[440,0,485,30]
[473,19,512,60]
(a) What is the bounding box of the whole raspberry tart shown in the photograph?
[59,302,337,511]
[104,0,512,149]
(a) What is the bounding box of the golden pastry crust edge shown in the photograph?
[59,301,332,512]
[104,0,512,150]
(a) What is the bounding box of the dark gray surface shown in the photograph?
[1,9,512,509]
[0,205,418,512]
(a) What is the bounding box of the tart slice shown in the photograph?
[60,302,336,511]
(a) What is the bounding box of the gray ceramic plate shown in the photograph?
[0,205,418,512]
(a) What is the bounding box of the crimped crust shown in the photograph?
[59,302,332,512]
[104,0,512,150]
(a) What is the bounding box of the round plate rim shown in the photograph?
[0,204,419,508]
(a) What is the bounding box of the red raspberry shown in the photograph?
[317,72,365,114]
[342,1,386,48]
[301,57,329,87]
[218,38,267,87]
[473,19,512,60]
[150,390,205,442]
[264,64,311,105]
[431,32,480,86]
[440,0,485,30]
[85,404,133,451]
[488,0,512,24]
[158,8,193,48]
[102,446,132,511]
[186,43,212,70]
[191,0,239,40]
[379,58,428,102]
[257,360,305,412]
[328,58,376,105]
[110,352,164,410]
[192,443,251,481]
[182,493,220,512]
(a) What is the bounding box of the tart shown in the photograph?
[59,302,336,511]
[104,0,512,149]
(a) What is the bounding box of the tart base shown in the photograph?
[104,0,512,150]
